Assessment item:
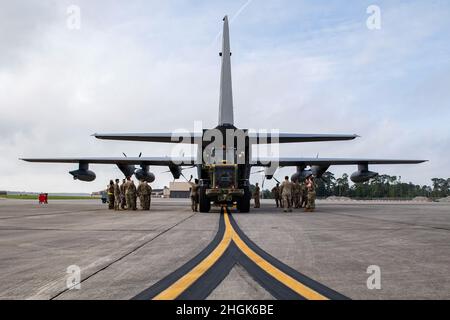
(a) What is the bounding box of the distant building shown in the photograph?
[163,186,170,198]
[152,187,171,198]
[169,182,191,198]
[151,188,165,198]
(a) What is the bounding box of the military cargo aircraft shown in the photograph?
[22,16,426,212]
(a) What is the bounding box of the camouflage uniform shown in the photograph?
[137,181,152,210]
[189,182,199,212]
[126,180,137,210]
[271,185,280,208]
[280,179,293,212]
[305,178,316,212]
[107,184,115,210]
[253,185,261,208]
[120,181,127,209]
[293,182,301,208]
[113,181,121,210]
[299,183,307,208]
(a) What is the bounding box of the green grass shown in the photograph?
[0,194,99,200]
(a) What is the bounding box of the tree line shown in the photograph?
[255,174,450,200]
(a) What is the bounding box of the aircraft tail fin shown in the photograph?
[218,15,234,126]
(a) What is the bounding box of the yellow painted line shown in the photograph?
[153,211,328,300]
[225,213,328,301]
[152,216,232,300]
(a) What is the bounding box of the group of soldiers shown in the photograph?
[257,175,316,212]
[273,175,316,212]
[104,174,314,213]
[106,177,152,211]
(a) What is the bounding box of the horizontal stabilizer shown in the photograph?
[249,133,359,143]
[93,132,201,144]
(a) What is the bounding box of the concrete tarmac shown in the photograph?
[0,198,449,300]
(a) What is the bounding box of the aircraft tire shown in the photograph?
[237,186,251,213]
[199,187,211,213]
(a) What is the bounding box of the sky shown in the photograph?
[0,0,449,193]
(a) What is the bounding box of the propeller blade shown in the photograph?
[251,169,265,175]
[162,165,196,174]
[180,172,190,182]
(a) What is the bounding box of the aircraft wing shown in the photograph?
[21,156,196,166]
[254,157,427,167]
[248,133,359,143]
[93,132,201,143]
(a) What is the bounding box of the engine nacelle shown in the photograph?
[291,169,312,182]
[135,165,155,183]
[350,164,378,183]
[117,164,136,178]
[311,165,330,179]
[169,164,182,180]
[69,169,96,182]
[264,167,277,180]
[291,172,299,182]
[69,162,96,182]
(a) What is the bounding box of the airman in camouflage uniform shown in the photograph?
[113,179,121,210]
[253,183,261,208]
[120,179,127,209]
[271,183,281,208]
[137,180,152,211]
[125,178,137,211]
[293,181,301,208]
[300,181,307,208]
[280,176,293,212]
[107,180,115,210]
[189,178,199,212]
[305,176,316,212]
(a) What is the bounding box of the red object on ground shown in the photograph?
[38,193,48,204]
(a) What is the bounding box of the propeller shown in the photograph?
[252,168,280,187]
